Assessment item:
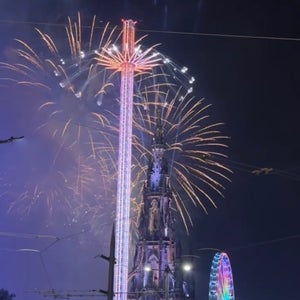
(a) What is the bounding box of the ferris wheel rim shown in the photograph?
[208,252,235,300]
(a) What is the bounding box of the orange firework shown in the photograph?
[0,13,230,235]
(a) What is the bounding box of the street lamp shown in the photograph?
[178,249,224,299]
[182,262,192,272]
[143,265,152,272]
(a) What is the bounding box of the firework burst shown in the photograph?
[0,13,119,220]
[0,13,230,235]
[129,86,231,232]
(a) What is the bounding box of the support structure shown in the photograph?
[98,20,161,300]
[114,19,136,300]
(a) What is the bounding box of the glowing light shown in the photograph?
[209,252,235,300]
[181,66,188,73]
[189,76,195,84]
[182,263,192,272]
[144,265,151,272]
[79,51,85,58]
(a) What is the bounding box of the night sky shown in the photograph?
[0,1,300,300]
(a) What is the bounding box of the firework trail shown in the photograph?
[0,13,119,228]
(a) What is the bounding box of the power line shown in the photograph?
[31,288,107,298]
[0,229,90,295]
[228,233,300,252]
[0,18,299,42]
[139,28,300,42]
[216,157,300,182]
[196,234,300,254]
[0,231,58,240]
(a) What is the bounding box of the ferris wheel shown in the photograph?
[208,252,235,300]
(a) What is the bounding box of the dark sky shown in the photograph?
[0,1,300,300]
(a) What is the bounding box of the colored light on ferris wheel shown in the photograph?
[209,252,235,300]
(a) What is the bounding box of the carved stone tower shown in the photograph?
[128,114,179,300]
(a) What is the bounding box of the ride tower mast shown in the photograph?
[98,20,161,300]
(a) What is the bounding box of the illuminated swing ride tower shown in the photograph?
[98,20,160,300]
